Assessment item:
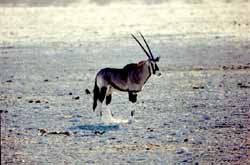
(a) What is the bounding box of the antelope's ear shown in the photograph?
[155,56,160,62]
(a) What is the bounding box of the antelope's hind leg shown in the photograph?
[98,87,107,116]
[106,95,112,105]
[105,86,114,117]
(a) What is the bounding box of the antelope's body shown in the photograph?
[92,33,160,117]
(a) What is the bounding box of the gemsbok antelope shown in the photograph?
[93,33,160,118]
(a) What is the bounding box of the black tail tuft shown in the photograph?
[93,79,99,111]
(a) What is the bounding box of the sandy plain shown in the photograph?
[1,1,250,164]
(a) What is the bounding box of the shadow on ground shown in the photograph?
[69,124,120,131]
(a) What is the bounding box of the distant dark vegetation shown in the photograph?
[0,0,81,7]
[0,0,248,7]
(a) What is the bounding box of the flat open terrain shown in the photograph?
[1,1,250,164]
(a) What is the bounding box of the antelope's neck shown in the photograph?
[142,61,152,84]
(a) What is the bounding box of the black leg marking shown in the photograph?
[99,87,107,103]
[129,92,137,103]
[131,110,135,117]
[106,95,112,105]
[93,81,99,111]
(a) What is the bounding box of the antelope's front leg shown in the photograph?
[128,91,137,117]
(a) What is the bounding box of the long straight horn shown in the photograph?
[131,34,151,59]
[139,32,154,59]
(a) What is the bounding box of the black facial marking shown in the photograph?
[150,62,156,74]
[143,65,151,84]
[155,63,159,71]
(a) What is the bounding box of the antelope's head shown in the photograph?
[131,32,160,75]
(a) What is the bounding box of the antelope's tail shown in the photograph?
[93,78,99,111]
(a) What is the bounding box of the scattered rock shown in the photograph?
[60,132,71,136]
[192,105,199,108]
[73,96,80,100]
[222,64,250,70]
[237,82,250,88]
[38,129,47,136]
[179,157,193,163]
[202,114,210,120]
[0,110,8,113]
[39,129,71,136]
[222,66,229,70]
[85,89,91,95]
[94,131,105,135]
[190,136,204,144]
[192,85,204,90]
[176,147,187,154]
[147,128,154,132]
[243,65,250,69]
[238,124,244,129]
[5,80,13,83]
[192,104,206,108]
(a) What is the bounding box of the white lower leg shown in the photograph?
[97,101,102,121]
[129,102,136,118]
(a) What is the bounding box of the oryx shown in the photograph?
[92,33,160,118]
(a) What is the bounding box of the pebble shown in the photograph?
[85,89,91,95]
[176,147,188,154]
[5,80,13,83]
[40,130,71,136]
[202,114,210,120]
[94,131,105,135]
[38,129,47,136]
[73,96,80,100]
[147,128,154,132]
[192,86,204,90]
[190,136,205,145]
[0,110,8,113]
